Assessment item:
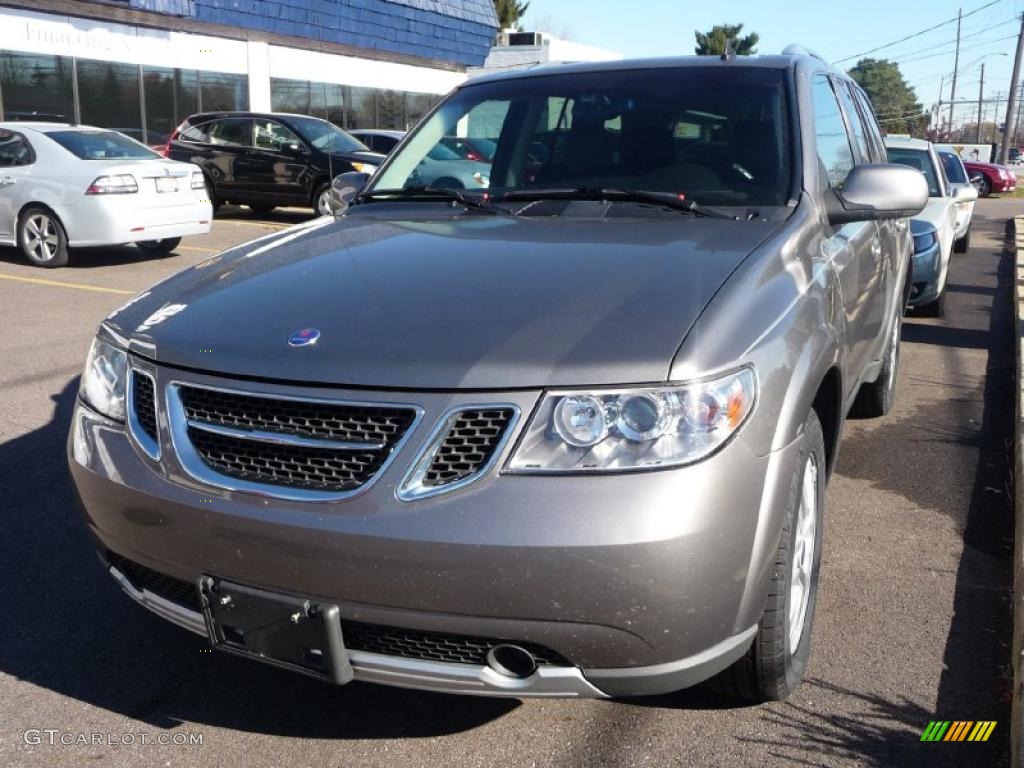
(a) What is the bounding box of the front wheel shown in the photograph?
[136,237,181,256]
[978,176,992,197]
[313,183,333,217]
[917,288,945,318]
[711,409,825,702]
[850,309,901,418]
[18,207,70,268]
[954,228,970,254]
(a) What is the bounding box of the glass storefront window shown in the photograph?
[76,60,143,142]
[200,72,249,113]
[0,52,74,122]
[347,86,377,130]
[377,90,405,130]
[406,92,436,129]
[143,67,199,145]
[271,77,310,115]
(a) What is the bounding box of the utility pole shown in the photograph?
[978,63,985,143]
[949,7,962,129]
[936,75,946,136]
[999,13,1024,163]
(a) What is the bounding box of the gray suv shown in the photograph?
[69,50,926,701]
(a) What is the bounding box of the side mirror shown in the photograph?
[952,184,978,203]
[328,172,370,215]
[827,164,928,226]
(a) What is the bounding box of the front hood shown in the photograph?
[106,208,779,389]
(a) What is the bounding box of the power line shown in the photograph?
[835,0,1003,63]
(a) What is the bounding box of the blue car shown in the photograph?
[908,219,943,315]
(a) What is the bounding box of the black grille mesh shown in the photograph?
[187,427,385,492]
[133,373,158,441]
[179,386,415,443]
[424,408,514,487]
[107,554,570,667]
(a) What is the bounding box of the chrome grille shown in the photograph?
[169,383,419,500]
[132,372,158,441]
[424,408,515,486]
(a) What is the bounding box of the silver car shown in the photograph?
[69,51,926,701]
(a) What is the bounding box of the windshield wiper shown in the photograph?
[494,187,738,219]
[359,186,502,214]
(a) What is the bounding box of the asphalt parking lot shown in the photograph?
[0,199,1017,768]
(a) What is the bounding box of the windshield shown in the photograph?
[886,147,941,197]
[289,117,369,153]
[47,130,158,160]
[371,67,793,206]
[938,151,968,184]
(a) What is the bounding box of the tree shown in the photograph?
[848,58,929,137]
[494,0,530,30]
[694,23,758,56]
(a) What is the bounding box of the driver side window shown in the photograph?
[811,75,855,189]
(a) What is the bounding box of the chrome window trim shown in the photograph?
[166,380,423,503]
[126,368,160,462]
[396,404,520,502]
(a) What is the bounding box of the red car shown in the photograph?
[962,160,1017,197]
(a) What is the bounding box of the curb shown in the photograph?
[1014,215,1024,767]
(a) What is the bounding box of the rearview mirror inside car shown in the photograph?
[328,172,370,215]
[827,164,928,226]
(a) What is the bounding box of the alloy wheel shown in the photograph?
[24,214,59,263]
[788,453,818,651]
[317,190,332,216]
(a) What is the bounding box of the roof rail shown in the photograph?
[781,44,831,67]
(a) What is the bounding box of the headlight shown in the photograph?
[80,335,128,421]
[507,368,756,473]
[912,230,937,252]
[351,162,378,175]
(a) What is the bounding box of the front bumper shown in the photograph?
[908,238,943,307]
[69,363,798,697]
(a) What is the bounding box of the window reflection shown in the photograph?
[270,77,443,132]
[0,52,74,122]
[77,60,143,141]
[143,67,199,145]
[199,72,249,113]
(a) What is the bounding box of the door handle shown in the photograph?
[0,176,16,188]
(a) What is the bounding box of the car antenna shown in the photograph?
[721,38,737,61]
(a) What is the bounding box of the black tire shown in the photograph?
[312,182,332,217]
[136,237,182,256]
[917,287,945,318]
[248,203,276,215]
[954,228,970,254]
[978,176,991,197]
[711,409,825,702]
[204,177,221,214]
[850,310,901,418]
[18,206,70,268]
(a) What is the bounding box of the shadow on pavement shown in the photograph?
[0,244,175,270]
[0,379,515,739]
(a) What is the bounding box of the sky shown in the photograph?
[521,0,1024,126]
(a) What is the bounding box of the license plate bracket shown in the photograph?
[156,177,178,193]
[198,577,353,685]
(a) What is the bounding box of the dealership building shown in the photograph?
[0,0,498,144]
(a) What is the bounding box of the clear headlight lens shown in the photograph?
[80,336,128,421]
[507,368,757,473]
[351,162,378,175]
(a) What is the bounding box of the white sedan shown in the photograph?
[0,123,212,267]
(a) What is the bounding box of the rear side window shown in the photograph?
[209,118,253,148]
[852,88,886,159]
[46,130,158,160]
[811,75,855,187]
[886,147,941,197]
[179,120,215,144]
[0,130,34,167]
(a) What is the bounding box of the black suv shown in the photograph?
[164,112,384,216]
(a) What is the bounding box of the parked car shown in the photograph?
[441,136,497,162]
[352,128,490,189]
[885,136,975,316]
[164,112,384,217]
[908,219,943,311]
[963,158,1017,197]
[348,129,404,155]
[69,51,926,702]
[0,123,211,268]
[936,149,977,253]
